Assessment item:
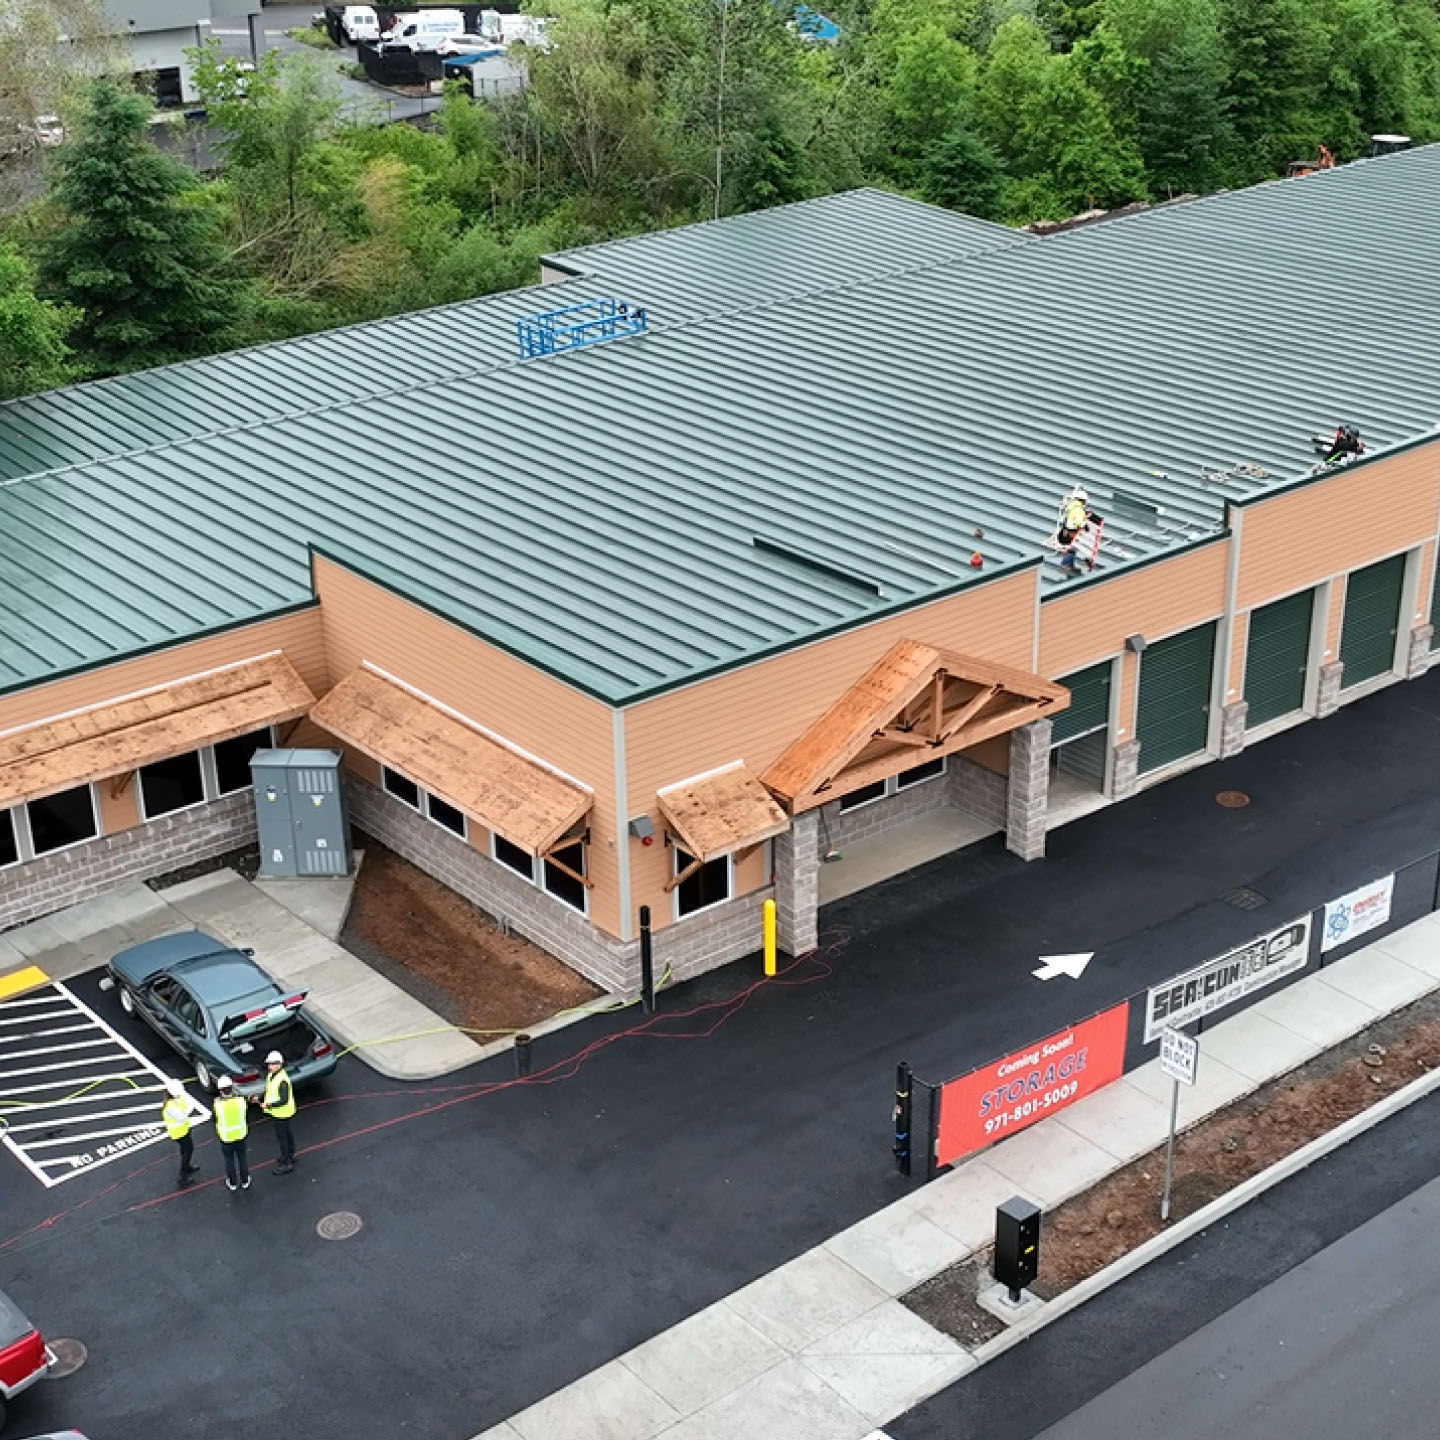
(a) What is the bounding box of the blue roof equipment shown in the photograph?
[516,298,648,359]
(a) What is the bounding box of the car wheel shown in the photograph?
[195,1062,215,1094]
[118,985,136,1016]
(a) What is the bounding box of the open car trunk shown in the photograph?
[223,1016,321,1071]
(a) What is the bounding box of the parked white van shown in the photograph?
[341,5,380,41]
[380,9,466,50]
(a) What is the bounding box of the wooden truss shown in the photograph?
[761,639,1070,813]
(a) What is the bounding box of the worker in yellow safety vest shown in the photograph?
[213,1076,251,1192]
[162,1078,200,1189]
[260,1051,298,1174]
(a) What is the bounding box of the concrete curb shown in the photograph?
[969,1056,1440,1366]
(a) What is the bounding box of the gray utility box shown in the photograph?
[251,749,350,878]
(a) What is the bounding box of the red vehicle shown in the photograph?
[0,1288,54,1431]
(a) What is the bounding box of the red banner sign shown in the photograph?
[936,1002,1130,1168]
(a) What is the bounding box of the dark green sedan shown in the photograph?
[102,931,338,1097]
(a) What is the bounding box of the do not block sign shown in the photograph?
[935,1002,1130,1168]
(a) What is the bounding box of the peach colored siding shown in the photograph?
[1114,651,1138,743]
[1414,540,1436,628]
[1237,447,1440,611]
[97,781,138,837]
[311,557,620,934]
[624,568,1038,923]
[1039,542,1228,680]
[0,608,327,735]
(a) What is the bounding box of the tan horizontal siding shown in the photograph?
[1040,542,1228,680]
[624,567,1038,810]
[312,556,620,935]
[0,608,327,736]
[1237,446,1440,611]
[1227,611,1250,698]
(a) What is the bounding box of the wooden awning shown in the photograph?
[657,762,790,863]
[762,638,1070,813]
[0,653,315,809]
[310,666,592,854]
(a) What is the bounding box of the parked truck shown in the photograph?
[380,8,467,50]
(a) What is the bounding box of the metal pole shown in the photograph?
[1161,1076,1180,1221]
[924,1081,939,1181]
[893,1061,912,1176]
[639,904,654,1014]
[762,897,777,977]
[514,1033,532,1078]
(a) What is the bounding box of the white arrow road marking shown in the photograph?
[1032,952,1095,980]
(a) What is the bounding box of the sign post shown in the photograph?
[1158,1027,1199,1222]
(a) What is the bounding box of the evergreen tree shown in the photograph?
[0,242,78,398]
[38,79,244,373]
[918,117,1005,214]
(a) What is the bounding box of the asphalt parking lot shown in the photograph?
[4,666,1440,1439]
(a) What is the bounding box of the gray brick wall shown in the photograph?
[1407,624,1433,679]
[1112,738,1141,798]
[1005,719,1050,861]
[0,790,257,932]
[949,755,1007,827]
[347,776,771,995]
[824,771,953,850]
[1219,700,1248,757]
[1316,660,1344,717]
[774,810,819,956]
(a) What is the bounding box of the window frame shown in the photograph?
[541,837,588,915]
[381,766,423,811]
[24,784,100,858]
[672,845,733,919]
[491,832,538,881]
[211,725,275,797]
[839,756,949,810]
[0,807,18,870]
[137,748,209,823]
[423,791,468,840]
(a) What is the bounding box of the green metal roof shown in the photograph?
[0,189,1022,482]
[3,152,1440,705]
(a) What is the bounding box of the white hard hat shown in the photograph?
[216,1075,234,1090]
[166,1079,185,1098]
[1071,486,1089,503]
[265,1051,284,1066]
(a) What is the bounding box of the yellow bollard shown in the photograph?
[763,897,777,977]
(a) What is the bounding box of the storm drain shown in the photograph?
[317,1210,364,1241]
[48,1338,88,1378]
[1223,886,1268,911]
[1215,790,1251,808]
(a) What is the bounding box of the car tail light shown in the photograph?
[312,1041,333,1057]
[0,1329,44,1387]
[236,1071,260,1085]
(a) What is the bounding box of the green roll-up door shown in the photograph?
[1136,621,1217,773]
[1051,661,1112,745]
[1244,589,1314,726]
[1340,554,1404,687]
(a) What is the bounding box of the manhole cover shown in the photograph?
[1223,886,1268,911]
[48,1338,87,1378]
[1216,790,1251,808]
[317,1211,363,1241]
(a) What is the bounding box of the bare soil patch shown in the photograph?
[341,838,600,1036]
[906,987,1440,1342]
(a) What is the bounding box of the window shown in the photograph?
[149,976,180,1008]
[172,989,205,1035]
[27,785,98,855]
[674,846,731,917]
[896,758,945,788]
[542,840,587,913]
[139,750,206,819]
[838,780,887,812]
[425,793,467,839]
[839,757,948,810]
[382,767,422,810]
[0,810,16,869]
[493,834,535,879]
[214,727,273,795]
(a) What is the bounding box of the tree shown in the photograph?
[37,79,245,373]
[884,23,978,177]
[1084,0,1233,194]
[0,242,77,397]
[918,116,1004,214]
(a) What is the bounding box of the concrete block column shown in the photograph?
[1316,660,1344,717]
[1111,738,1141,799]
[1219,700,1248,758]
[1005,718,1051,861]
[773,810,820,956]
[1406,624,1433,679]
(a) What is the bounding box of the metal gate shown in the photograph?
[1340,554,1405,688]
[1136,622,1217,774]
[1244,589,1315,726]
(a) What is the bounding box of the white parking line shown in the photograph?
[0,982,207,1188]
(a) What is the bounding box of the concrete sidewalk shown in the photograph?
[477,911,1440,1440]
[0,868,487,1081]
